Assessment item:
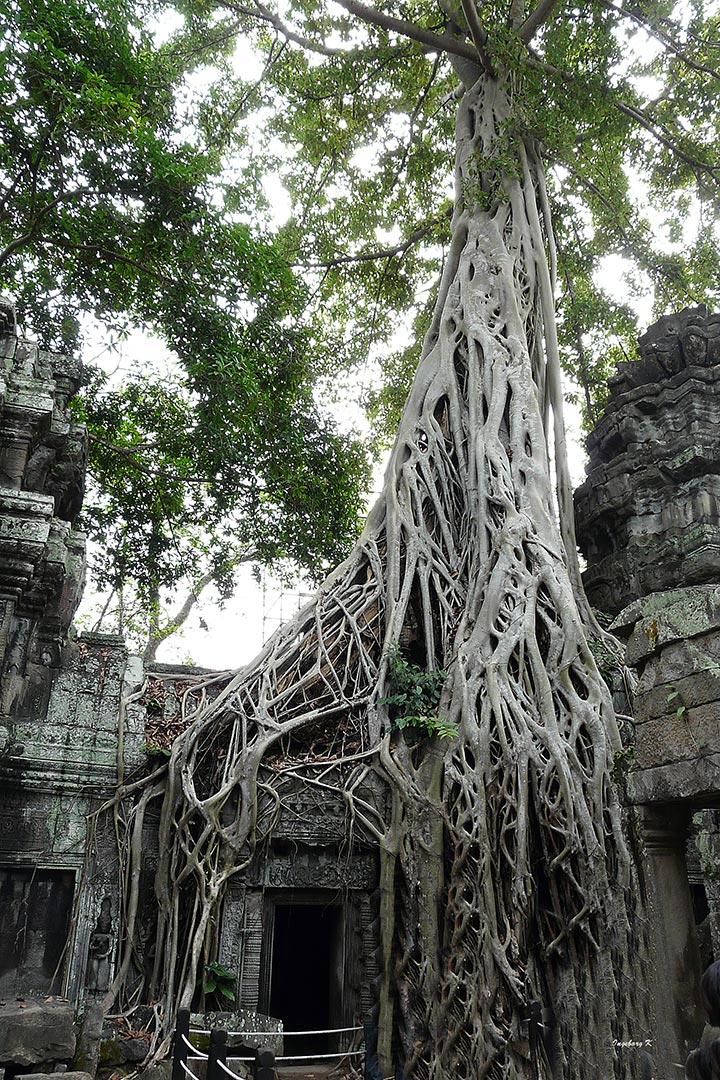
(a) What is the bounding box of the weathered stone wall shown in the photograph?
[0,622,147,1004]
[574,307,720,1074]
[575,306,720,617]
[610,587,720,804]
[575,308,720,805]
[0,304,147,1005]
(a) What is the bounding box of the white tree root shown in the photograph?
[110,74,653,1080]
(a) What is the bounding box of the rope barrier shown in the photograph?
[213,1049,365,1075]
[179,1021,366,1078]
[218,1057,252,1078]
[194,1025,362,1038]
[180,1060,202,1080]
[182,1034,208,1060]
[274,1026,363,1037]
[276,1050,365,1062]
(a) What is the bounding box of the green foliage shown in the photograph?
[142,742,172,758]
[1,0,371,640]
[170,0,720,445]
[0,0,290,346]
[611,745,635,781]
[203,961,236,1002]
[7,0,720,633]
[379,646,456,739]
[73,349,369,623]
[588,636,625,695]
[667,688,686,719]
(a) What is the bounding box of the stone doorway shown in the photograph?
[262,894,346,1059]
[0,866,75,996]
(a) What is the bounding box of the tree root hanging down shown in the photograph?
[107,73,654,1080]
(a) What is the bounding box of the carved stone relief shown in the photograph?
[575,307,720,615]
[85,896,114,993]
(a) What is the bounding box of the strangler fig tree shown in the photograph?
[99,1,720,1076]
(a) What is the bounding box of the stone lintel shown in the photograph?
[5,381,55,419]
[0,488,54,525]
[627,752,720,805]
[77,630,128,650]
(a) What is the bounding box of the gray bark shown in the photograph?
[110,72,653,1079]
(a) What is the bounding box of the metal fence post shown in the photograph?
[253,1047,275,1080]
[172,1009,191,1080]
[208,1029,228,1080]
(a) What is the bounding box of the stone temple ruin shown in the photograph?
[574,305,720,1070]
[1,301,720,1076]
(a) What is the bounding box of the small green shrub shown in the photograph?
[203,961,236,1003]
[667,688,686,718]
[379,646,457,740]
[142,742,172,757]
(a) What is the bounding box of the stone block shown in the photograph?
[46,350,83,386]
[635,702,720,769]
[189,1011,283,1054]
[140,1062,173,1080]
[635,667,720,722]
[615,590,720,794]
[0,1000,76,1066]
[627,752,720,804]
[5,381,54,417]
[637,637,720,691]
[120,1038,150,1063]
[0,803,50,852]
[24,1073,91,1080]
[99,1037,149,1066]
[622,587,720,665]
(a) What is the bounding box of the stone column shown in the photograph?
[641,803,705,1076]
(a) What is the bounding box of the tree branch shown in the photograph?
[53,240,178,287]
[614,99,720,185]
[215,0,345,56]
[299,216,449,267]
[507,0,526,31]
[554,160,701,309]
[523,44,575,81]
[194,37,288,148]
[594,0,720,83]
[525,46,720,186]
[143,570,217,664]
[458,0,494,75]
[519,0,562,43]
[89,433,249,487]
[387,53,444,194]
[0,187,96,267]
[332,0,481,64]
[0,166,31,221]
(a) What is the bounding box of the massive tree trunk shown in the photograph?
[117,72,653,1079]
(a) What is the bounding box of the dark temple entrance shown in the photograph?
[266,897,344,1058]
[0,867,75,996]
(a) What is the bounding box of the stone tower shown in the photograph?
[0,302,144,1005]
[575,306,720,1076]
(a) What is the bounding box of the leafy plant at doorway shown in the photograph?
[379,646,457,740]
[203,961,236,1004]
[142,742,172,758]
